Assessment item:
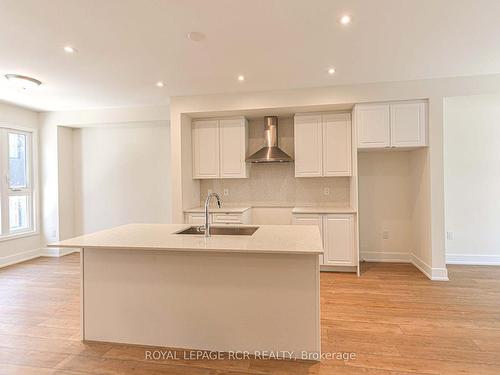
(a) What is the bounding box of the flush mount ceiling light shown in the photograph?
[328,67,336,75]
[339,14,352,25]
[156,81,165,87]
[237,75,245,82]
[4,74,42,90]
[186,32,205,42]
[63,45,77,53]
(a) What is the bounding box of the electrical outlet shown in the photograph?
[223,188,229,196]
[446,231,454,241]
[323,187,330,196]
[383,231,389,240]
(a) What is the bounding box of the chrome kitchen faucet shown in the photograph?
[203,192,222,237]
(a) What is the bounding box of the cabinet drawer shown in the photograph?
[186,213,206,225]
[212,213,244,224]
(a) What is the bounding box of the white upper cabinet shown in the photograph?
[355,104,390,148]
[355,101,427,149]
[192,117,248,179]
[294,114,323,177]
[390,102,426,147]
[323,214,355,266]
[219,119,248,178]
[192,119,220,178]
[294,113,352,178]
[322,113,352,176]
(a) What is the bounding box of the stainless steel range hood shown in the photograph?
[246,116,293,163]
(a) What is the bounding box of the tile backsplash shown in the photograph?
[200,162,350,207]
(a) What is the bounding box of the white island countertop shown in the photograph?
[49,223,323,255]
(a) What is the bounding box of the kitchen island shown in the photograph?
[50,223,323,358]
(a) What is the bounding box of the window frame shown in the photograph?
[0,124,39,241]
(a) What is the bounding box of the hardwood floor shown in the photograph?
[1,254,499,374]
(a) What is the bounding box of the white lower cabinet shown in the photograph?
[291,214,324,264]
[293,213,356,268]
[322,214,355,266]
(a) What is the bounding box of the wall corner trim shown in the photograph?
[411,253,449,281]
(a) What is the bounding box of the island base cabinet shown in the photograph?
[293,213,357,270]
[81,248,320,357]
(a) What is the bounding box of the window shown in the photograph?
[0,128,35,237]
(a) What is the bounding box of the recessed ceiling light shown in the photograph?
[156,81,165,87]
[187,32,205,42]
[4,74,42,90]
[237,75,245,82]
[64,45,77,53]
[339,14,351,25]
[328,68,336,75]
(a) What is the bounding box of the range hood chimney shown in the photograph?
[246,116,293,163]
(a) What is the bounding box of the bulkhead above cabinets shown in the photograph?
[192,117,249,179]
[354,101,427,150]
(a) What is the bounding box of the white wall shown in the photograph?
[39,106,171,245]
[358,151,414,262]
[57,126,75,240]
[0,101,42,266]
[73,123,170,235]
[444,94,500,264]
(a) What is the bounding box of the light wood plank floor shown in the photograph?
[0,254,499,374]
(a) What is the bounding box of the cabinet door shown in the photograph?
[355,104,390,149]
[390,102,427,147]
[219,119,248,178]
[323,214,355,266]
[294,115,323,177]
[322,113,352,176]
[292,214,324,265]
[192,120,219,178]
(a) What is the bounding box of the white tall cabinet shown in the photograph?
[294,113,352,177]
[355,101,427,149]
[192,117,248,179]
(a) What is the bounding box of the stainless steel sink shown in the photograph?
[176,226,259,236]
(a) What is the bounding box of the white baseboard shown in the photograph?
[0,248,42,269]
[360,251,411,263]
[40,247,80,257]
[358,250,449,281]
[446,253,500,265]
[0,247,80,269]
[411,253,449,281]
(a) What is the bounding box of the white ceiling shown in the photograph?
[1,0,500,111]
